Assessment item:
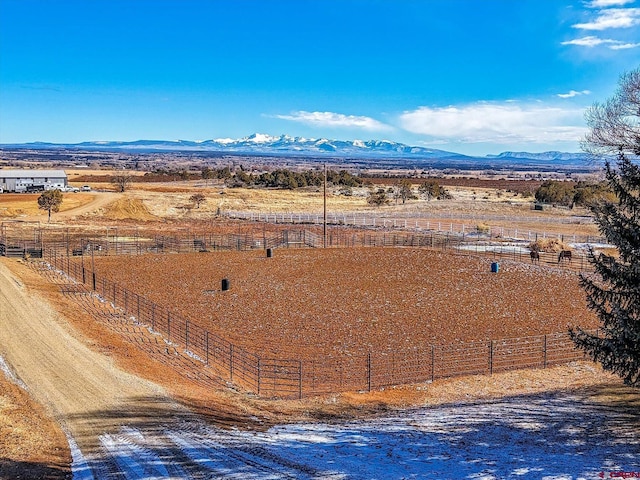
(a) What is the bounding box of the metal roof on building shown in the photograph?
[0,170,67,178]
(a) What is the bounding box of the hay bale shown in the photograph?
[528,238,570,253]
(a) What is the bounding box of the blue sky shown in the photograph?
[1,0,639,156]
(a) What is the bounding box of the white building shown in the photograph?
[0,170,68,193]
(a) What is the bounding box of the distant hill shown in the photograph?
[1,134,605,171]
[34,134,470,160]
[486,151,593,162]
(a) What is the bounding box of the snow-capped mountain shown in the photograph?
[14,134,469,159]
[203,134,470,159]
[2,135,600,170]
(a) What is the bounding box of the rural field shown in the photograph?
[1,172,638,479]
[3,1,640,477]
[0,170,601,237]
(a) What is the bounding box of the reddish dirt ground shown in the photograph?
[91,248,599,360]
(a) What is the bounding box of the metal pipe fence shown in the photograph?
[223,210,605,245]
[43,239,596,399]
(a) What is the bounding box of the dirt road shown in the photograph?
[0,259,325,478]
[23,191,118,222]
[2,257,639,478]
[0,259,170,471]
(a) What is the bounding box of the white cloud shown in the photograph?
[557,89,592,98]
[398,102,587,145]
[562,35,640,48]
[562,35,609,46]
[610,41,640,48]
[588,0,635,7]
[272,111,392,131]
[573,8,640,30]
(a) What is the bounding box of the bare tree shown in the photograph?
[111,174,133,192]
[201,167,214,186]
[582,68,640,156]
[190,192,206,208]
[393,179,414,204]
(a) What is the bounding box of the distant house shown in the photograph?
[0,170,68,193]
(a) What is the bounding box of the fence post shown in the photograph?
[489,341,494,375]
[431,345,435,382]
[367,352,371,392]
[299,360,303,400]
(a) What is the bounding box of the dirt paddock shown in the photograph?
[91,247,599,360]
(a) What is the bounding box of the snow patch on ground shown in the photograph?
[457,243,531,254]
[76,389,639,479]
[0,354,27,389]
[63,426,94,480]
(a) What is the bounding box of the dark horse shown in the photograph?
[558,250,572,263]
[530,250,540,263]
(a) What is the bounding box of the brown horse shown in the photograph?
[558,250,572,263]
[530,250,540,263]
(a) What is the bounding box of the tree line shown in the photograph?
[534,180,616,208]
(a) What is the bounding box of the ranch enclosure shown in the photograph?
[67,247,600,396]
[90,248,596,356]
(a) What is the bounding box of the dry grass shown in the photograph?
[0,376,71,479]
[0,193,95,219]
[0,177,602,239]
[2,173,635,477]
[130,184,371,215]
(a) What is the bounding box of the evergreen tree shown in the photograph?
[570,68,640,386]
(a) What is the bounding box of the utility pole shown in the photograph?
[323,163,327,248]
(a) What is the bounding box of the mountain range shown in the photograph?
[2,134,601,169]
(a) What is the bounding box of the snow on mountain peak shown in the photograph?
[214,137,236,145]
[245,133,278,143]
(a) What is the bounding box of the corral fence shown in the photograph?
[0,224,318,258]
[44,246,597,399]
[45,247,303,398]
[223,210,605,246]
[304,332,592,395]
[2,222,599,274]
